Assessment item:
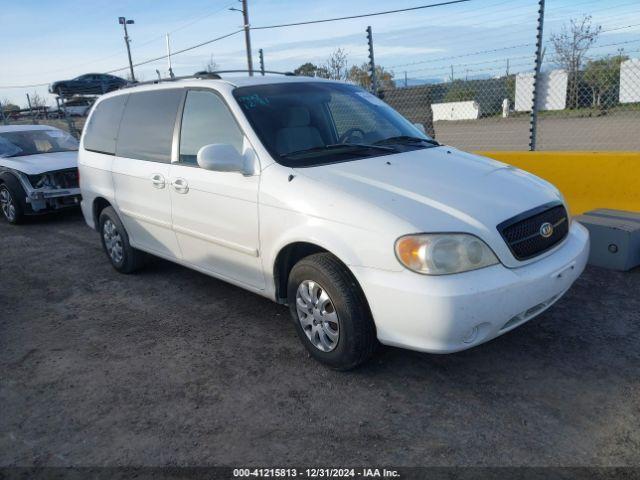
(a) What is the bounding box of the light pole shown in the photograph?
[118,16,136,82]
[230,0,253,76]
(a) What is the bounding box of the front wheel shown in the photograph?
[0,183,24,224]
[288,253,377,370]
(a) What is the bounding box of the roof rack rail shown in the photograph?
[120,69,297,90]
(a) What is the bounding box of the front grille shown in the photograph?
[497,203,569,260]
[52,169,79,189]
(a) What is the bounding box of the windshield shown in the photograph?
[233,82,436,167]
[0,129,79,158]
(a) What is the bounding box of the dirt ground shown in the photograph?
[1,210,639,467]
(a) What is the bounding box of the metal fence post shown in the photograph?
[529,0,546,151]
[366,26,378,95]
[259,49,265,76]
[56,97,78,139]
[26,93,37,124]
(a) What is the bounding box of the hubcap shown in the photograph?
[0,187,16,222]
[295,280,340,352]
[103,219,124,264]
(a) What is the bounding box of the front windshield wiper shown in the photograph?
[373,135,440,146]
[280,143,396,158]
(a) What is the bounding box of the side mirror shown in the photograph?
[414,123,426,134]
[197,144,247,174]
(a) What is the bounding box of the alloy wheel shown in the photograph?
[0,187,16,222]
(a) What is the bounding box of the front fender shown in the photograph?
[260,204,404,297]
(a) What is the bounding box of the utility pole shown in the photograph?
[450,65,454,82]
[258,49,265,76]
[506,58,510,76]
[26,93,38,124]
[118,17,136,82]
[404,71,408,88]
[529,0,545,151]
[231,0,253,75]
[366,26,378,94]
[166,34,175,79]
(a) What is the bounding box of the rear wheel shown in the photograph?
[0,183,25,225]
[99,207,145,273]
[287,253,377,370]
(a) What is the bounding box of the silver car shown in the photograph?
[0,125,80,224]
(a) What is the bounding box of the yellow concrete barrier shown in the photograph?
[477,151,640,215]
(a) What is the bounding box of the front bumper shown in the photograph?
[351,222,590,353]
[26,188,81,213]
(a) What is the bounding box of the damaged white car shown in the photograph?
[0,125,80,224]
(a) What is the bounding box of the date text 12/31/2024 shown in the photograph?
[233,468,401,478]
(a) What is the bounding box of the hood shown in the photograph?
[0,151,78,175]
[295,147,564,266]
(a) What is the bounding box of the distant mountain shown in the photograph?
[394,73,496,88]
[395,77,442,87]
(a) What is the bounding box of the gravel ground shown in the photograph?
[1,210,639,467]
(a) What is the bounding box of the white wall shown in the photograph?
[619,58,640,104]
[431,101,480,121]
[515,69,568,112]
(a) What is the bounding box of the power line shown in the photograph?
[103,29,244,74]
[251,0,472,30]
[389,43,534,69]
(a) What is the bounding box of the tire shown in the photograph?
[98,206,146,273]
[0,180,25,225]
[287,253,378,370]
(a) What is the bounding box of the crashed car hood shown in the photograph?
[0,151,78,175]
[295,146,564,265]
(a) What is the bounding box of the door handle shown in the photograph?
[172,178,189,194]
[150,174,166,189]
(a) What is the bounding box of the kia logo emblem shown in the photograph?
[540,222,554,238]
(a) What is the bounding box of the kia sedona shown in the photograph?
[78,75,589,370]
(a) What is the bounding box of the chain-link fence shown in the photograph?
[375,0,640,152]
[380,51,640,152]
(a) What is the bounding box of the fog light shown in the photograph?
[462,326,479,344]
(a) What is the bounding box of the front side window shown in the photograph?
[0,129,78,158]
[179,90,243,164]
[233,82,436,167]
[116,89,183,163]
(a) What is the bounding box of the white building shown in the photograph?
[515,69,568,112]
[619,58,640,104]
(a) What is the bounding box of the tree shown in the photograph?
[583,54,628,108]
[293,62,328,78]
[444,80,476,103]
[324,48,349,81]
[550,16,601,108]
[28,92,47,109]
[1,98,19,113]
[347,64,395,90]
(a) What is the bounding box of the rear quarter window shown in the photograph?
[116,89,183,163]
[83,94,128,155]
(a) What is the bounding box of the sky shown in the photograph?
[1,0,639,106]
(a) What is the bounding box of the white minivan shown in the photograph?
[79,75,589,369]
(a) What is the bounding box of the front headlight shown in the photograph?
[395,233,499,275]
